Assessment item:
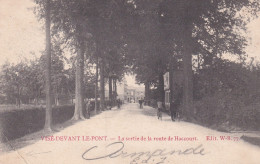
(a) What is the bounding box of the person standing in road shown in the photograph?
[117,99,121,109]
[157,100,163,120]
[139,99,143,109]
[171,85,183,121]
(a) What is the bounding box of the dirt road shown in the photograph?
[0,103,259,164]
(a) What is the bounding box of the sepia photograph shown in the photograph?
[0,0,260,163]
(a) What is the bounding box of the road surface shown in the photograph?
[0,103,259,164]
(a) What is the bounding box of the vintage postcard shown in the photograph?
[0,0,260,163]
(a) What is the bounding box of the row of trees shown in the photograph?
[131,0,260,116]
[0,53,96,106]
[33,0,260,129]
[1,0,259,130]
[33,0,134,130]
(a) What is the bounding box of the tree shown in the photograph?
[44,0,52,131]
[32,0,260,119]
[127,0,173,102]
[86,0,133,109]
[26,58,44,104]
[94,56,99,114]
[37,0,93,120]
[154,0,260,115]
[0,61,30,105]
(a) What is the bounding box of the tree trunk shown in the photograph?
[169,56,174,120]
[158,71,165,102]
[36,88,40,105]
[54,88,59,106]
[182,31,193,116]
[16,98,19,107]
[100,58,105,110]
[114,78,117,100]
[94,57,99,114]
[72,42,85,120]
[19,87,21,108]
[55,95,59,106]
[16,86,21,108]
[109,76,112,104]
[44,0,52,131]
[144,82,150,100]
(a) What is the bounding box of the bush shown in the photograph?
[192,92,260,131]
[190,59,260,131]
[0,105,75,142]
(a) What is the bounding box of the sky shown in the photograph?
[246,17,260,62]
[0,0,44,65]
[0,0,260,86]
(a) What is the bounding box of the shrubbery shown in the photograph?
[191,59,260,131]
[0,105,75,142]
[0,100,115,142]
[192,92,260,131]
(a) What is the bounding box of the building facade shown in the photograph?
[105,78,144,103]
[125,87,144,103]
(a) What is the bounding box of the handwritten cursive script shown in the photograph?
[82,142,207,163]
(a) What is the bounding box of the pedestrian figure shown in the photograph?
[171,85,183,121]
[139,99,144,109]
[117,99,121,109]
[157,101,163,120]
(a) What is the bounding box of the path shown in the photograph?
[0,103,259,164]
